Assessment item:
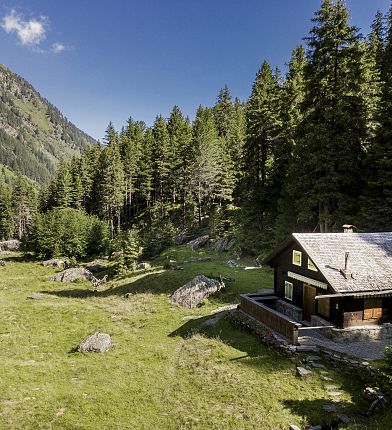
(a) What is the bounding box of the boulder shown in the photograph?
[50,267,94,283]
[86,259,107,272]
[183,257,212,264]
[76,332,111,353]
[296,366,312,378]
[176,232,188,245]
[213,237,235,252]
[0,239,21,252]
[227,260,238,268]
[337,414,350,424]
[187,235,209,250]
[323,404,337,413]
[171,275,224,309]
[166,263,183,270]
[42,258,70,268]
[136,262,151,270]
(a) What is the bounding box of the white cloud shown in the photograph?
[1,9,47,46]
[52,42,65,54]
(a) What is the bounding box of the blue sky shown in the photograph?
[1,0,390,140]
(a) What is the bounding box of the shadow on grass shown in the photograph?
[1,253,36,263]
[169,313,285,365]
[41,269,246,303]
[170,313,381,428]
[283,398,369,429]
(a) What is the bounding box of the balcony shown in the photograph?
[239,292,302,345]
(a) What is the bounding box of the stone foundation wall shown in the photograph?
[311,315,392,342]
[276,300,302,322]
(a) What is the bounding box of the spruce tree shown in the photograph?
[361,5,392,230]
[152,116,171,217]
[190,106,223,224]
[274,46,307,242]
[0,180,14,240]
[240,60,282,252]
[12,173,37,239]
[292,0,367,232]
[97,123,125,238]
[53,161,73,208]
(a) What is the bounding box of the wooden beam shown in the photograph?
[315,290,392,300]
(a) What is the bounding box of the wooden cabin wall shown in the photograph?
[342,297,392,327]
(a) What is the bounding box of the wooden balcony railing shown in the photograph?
[240,293,302,345]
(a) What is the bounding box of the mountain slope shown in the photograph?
[0,64,96,183]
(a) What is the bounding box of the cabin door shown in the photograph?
[303,284,316,321]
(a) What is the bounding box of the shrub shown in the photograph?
[24,208,109,259]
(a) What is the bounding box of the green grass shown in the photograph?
[0,248,390,429]
[13,98,51,131]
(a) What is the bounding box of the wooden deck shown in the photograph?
[239,293,302,345]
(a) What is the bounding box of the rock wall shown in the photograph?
[311,315,392,342]
[276,299,303,322]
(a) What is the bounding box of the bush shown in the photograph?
[24,208,109,259]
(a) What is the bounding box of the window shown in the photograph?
[308,258,318,272]
[363,298,382,320]
[292,250,302,266]
[318,297,330,317]
[285,281,293,301]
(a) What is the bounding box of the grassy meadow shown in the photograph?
[0,247,390,429]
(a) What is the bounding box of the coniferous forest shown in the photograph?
[1,0,392,258]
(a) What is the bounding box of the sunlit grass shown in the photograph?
[0,250,390,429]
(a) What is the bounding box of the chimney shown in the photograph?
[344,252,349,270]
[342,224,355,233]
[340,251,353,279]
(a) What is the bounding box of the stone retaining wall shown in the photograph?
[276,299,303,322]
[311,315,392,342]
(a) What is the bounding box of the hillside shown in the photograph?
[0,64,96,183]
[0,246,390,429]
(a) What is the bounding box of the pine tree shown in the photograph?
[167,106,188,204]
[70,157,84,210]
[240,60,282,251]
[214,87,245,186]
[190,106,223,224]
[138,127,154,209]
[97,123,125,238]
[360,5,392,230]
[152,116,171,217]
[292,0,367,232]
[53,161,73,208]
[120,118,141,221]
[12,173,37,239]
[369,10,386,72]
[0,180,14,240]
[274,45,307,242]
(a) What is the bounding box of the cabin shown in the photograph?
[239,232,392,344]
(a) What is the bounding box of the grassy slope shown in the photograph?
[0,247,390,430]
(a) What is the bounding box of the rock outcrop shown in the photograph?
[213,237,235,252]
[170,275,224,309]
[136,262,151,270]
[50,267,94,282]
[42,258,70,268]
[187,235,209,250]
[0,239,21,252]
[86,259,107,272]
[76,332,111,353]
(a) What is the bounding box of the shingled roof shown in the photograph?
[292,233,392,294]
